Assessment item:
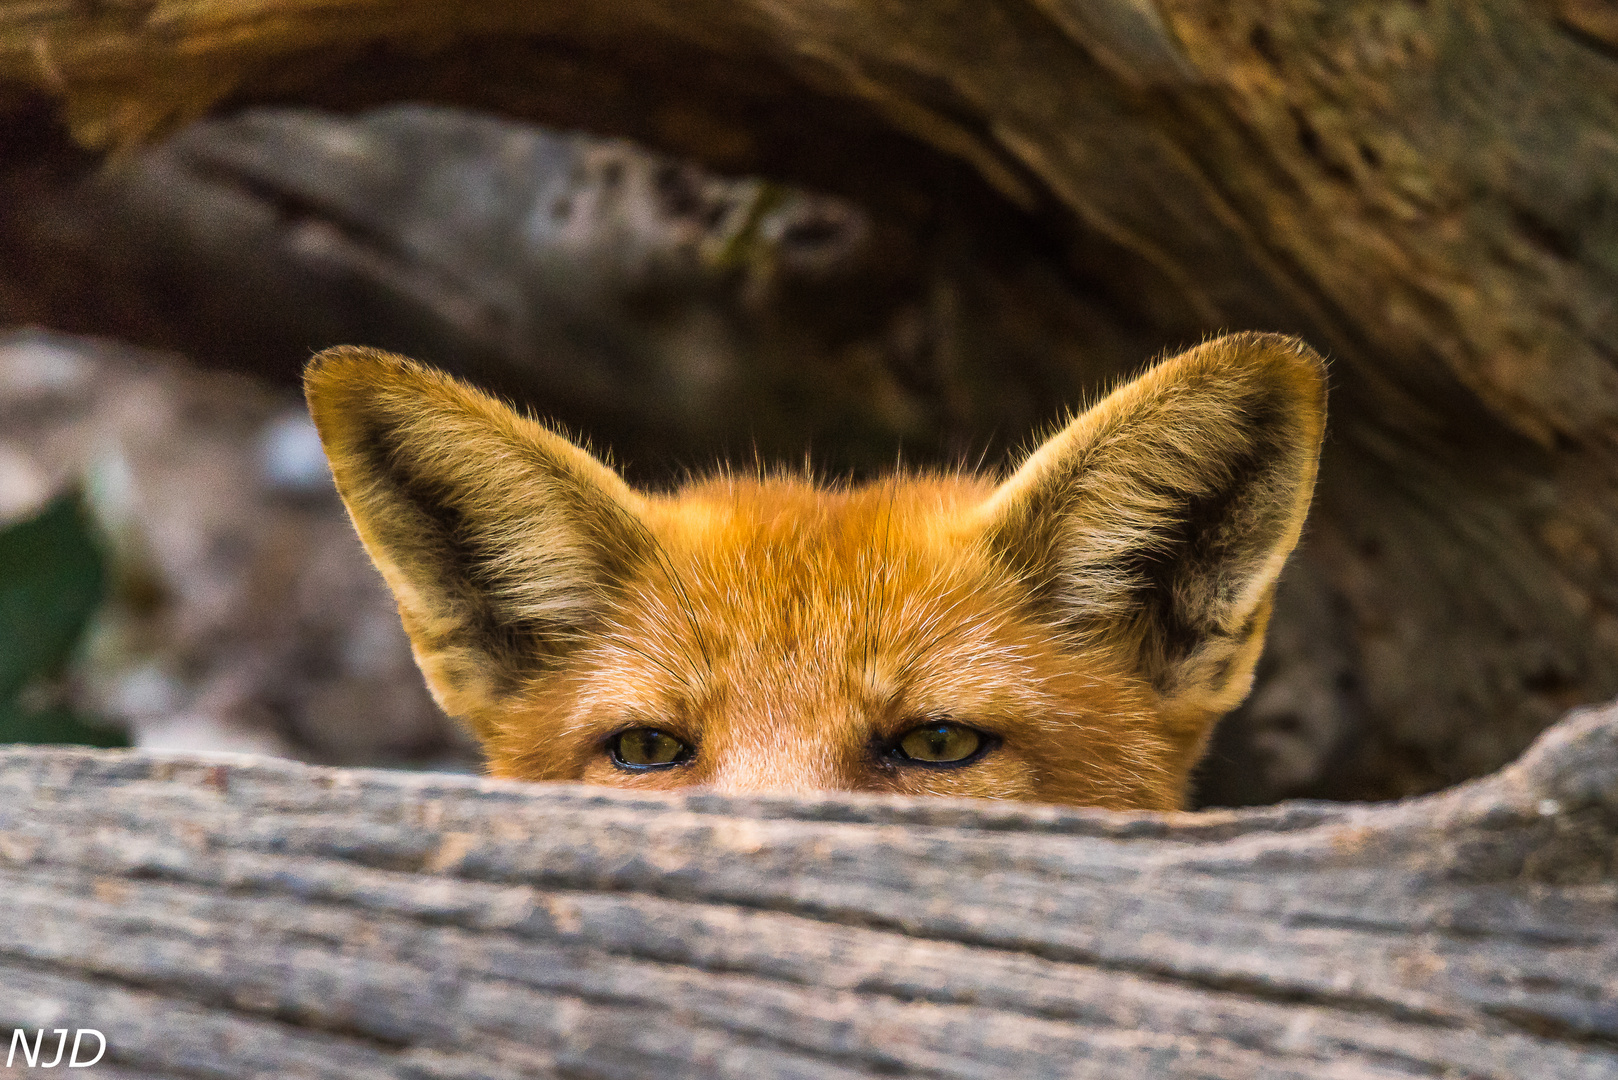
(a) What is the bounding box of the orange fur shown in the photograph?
[305,333,1326,809]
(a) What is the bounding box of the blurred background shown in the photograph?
[3,2,1617,805]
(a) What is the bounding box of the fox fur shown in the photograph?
[304,332,1325,809]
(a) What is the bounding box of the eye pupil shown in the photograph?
[895,722,984,765]
[611,728,691,769]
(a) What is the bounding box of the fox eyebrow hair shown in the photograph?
[611,500,714,677]
[861,475,899,675]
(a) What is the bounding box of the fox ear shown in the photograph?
[304,347,651,733]
[979,332,1327,770]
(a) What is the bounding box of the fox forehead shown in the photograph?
[644,472,989,553]
[588,473,1056,712]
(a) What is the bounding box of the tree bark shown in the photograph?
[3,0,1618,803]
[0,703,1614,1078]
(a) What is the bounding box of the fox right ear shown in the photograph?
[976,332,1326,774]
[304,347,652,732]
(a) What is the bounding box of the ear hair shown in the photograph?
[978,332,1327,765]
[304,346,651,729]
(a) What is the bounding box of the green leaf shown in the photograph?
[0,490,107,704]
[0,700,128,748]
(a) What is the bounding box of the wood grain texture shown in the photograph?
[4,0,1614,425]
[1,702,1614,1078]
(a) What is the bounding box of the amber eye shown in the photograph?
[890,722,989,766]
[608,728,694,770]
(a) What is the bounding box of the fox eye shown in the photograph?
[889,722,991,766]
[608,728,694,770]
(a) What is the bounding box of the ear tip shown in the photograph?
[1189,331,1328,412]
[305,344,417,384]
[303,345,435,413]
[1210,329,1325,374]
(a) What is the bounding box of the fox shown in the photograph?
[304,332,1325,810]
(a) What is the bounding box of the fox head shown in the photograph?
[305,333,1325,809]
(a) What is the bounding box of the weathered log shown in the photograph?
[3,0,1613,427]
[1,702,1614,1078]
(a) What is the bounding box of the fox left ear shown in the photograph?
[304,346,654,736]
[978,332,1327,772]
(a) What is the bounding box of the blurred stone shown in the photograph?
[0,328,478,769]
[257,410,335,497]
[0,106,1144,482]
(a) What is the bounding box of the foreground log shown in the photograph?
[1,703,1614,1078]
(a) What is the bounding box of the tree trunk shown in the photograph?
[0,702,1614,1078]
[3,0,1618,803]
